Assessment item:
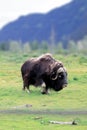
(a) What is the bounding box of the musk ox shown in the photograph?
[21,53,68,94]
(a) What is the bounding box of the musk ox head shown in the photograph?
[49,62,68,91]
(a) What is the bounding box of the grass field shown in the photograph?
[0,51,87,130]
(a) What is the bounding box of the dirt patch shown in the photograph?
[0,109,87,115]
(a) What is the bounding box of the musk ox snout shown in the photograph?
[63,84,67,88]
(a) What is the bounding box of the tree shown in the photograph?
[41,41,48,52]
[0,42,9,51]
[49,27,56,54]
[67,40,77,53]
[30,40,39,50]
[23,42,31,53]
[56,42,63,54]
[9,41,22,53]
[77,36,87,54]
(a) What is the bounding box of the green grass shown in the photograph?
[0,51,87,129]
[0,114,87,130]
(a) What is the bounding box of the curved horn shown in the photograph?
[50,72,58,80]
[57,67,65,73]
[51,75,58,80]
[51,67,66,80]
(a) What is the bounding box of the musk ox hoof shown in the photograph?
[22,88,30,94]
[41,90,49,94]
[26,89,30,94]
[41,91,47,94]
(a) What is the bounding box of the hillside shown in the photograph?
[0,0,87,47]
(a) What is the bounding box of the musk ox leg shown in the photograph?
[22,76,30,93]
[41,85,49,94]
[23,82,30,93]
[41,83,46,94]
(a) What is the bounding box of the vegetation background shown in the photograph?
[0,44,87,129]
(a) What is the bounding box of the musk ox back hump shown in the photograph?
[38,53,52,60]
[37,53,56,64]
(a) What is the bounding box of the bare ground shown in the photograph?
[0,109,87,115]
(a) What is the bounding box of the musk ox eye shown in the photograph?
[58,75,62,78]
[58,74,64,79]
